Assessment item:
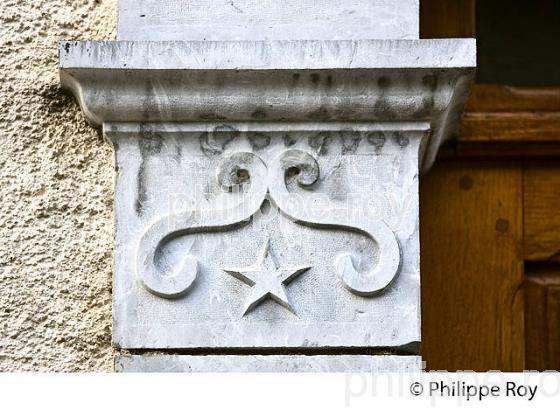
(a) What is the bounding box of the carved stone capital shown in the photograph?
[59,35,475,369]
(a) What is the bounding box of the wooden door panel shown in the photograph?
[420,0,560,371]
[525,265,560,370]
[524,163,560,262]
[420,159,524,371]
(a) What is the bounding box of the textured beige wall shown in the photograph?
[0,1,116,371]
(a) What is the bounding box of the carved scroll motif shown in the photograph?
[268,150,401,296]
[136,149,401,299]
[136,152,268,298]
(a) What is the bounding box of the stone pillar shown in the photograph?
[59,0,475,372]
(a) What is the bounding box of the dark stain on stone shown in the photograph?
[64,42,70,53]
[249,133,271,151]
[373,98,397,120]
[412,96,435,119]
[308,132,332,155]
[459,175,474,191]
[326,164,347,201]
[198,112,227,121]
[310,73,320,85]
[136,124,164,216]
[203,181,213,200]
[395,132,410,148]
[199,133,218,156]
[306,106,330,121]
[141,81,158,121]
[174,143,182,162]
[251,109,267,120]
[339,130,361,154]
[495,218,510,233]
[213,73,226,90]
[334,107,356,121]
[283,134,297,147]
[139,125,164,155]
[142,81,156,121]
[422,74,439,92]
[367,131,386,153]
[199,124,237,156]
[377,76,391,89]
[214,124,239,135]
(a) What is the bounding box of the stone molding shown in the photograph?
[60,39,475,172]
[115,355,422,372]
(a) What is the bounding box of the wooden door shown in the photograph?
[420,0,560,371]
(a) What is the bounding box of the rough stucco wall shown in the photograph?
[0,0,116,371]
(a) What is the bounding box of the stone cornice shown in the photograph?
[59,39,475,172]
[60,40,475,70]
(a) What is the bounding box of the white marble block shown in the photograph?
[118,0,420,41]
[107,122,424,349]
[59,0,475,371]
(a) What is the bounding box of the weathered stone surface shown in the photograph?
[115,355,422,372]
[117,0,419,41]
[107,123,425,350]
[60,39,475,71]
[59,39,476,172]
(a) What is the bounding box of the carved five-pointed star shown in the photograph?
[224,240,310,316]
